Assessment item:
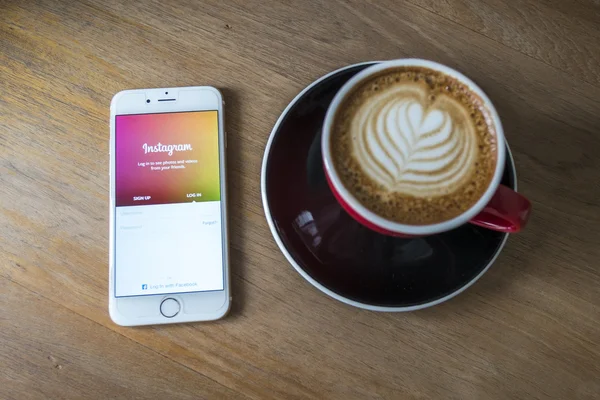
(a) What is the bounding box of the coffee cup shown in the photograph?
[321,59,531,237]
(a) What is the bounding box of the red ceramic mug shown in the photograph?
[321,59,531,237]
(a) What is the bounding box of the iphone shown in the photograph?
[109,86,230,326]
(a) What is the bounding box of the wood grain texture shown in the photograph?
[1,0,599,399]
[406,0,600,86]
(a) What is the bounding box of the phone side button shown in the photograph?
[160,298,180,318]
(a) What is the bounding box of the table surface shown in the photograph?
[2,1,600,399]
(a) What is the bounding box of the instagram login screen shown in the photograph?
[114,111,223,297]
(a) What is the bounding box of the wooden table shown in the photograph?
[2,1,599,398]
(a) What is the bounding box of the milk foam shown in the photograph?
[351,83,477,197]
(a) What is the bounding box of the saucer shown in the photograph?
[261,62,516,311]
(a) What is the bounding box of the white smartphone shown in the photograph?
[109,86,230,326]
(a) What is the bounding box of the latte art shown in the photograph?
[352,84,477,197]
[330,67,497,225]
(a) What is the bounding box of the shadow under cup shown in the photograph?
[264,63,515,308]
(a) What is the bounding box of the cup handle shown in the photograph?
[470,185,532,233]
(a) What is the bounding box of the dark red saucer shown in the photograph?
[261,62,515,311]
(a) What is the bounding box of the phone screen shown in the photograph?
[114,110,224,297]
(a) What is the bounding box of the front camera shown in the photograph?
[146,99,151,103]
[165,91,169,95]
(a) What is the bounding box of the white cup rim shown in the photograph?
[321,59,506,236]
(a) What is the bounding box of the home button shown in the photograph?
[160,298,180,318]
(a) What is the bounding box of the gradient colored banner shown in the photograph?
[115,111,220,206]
